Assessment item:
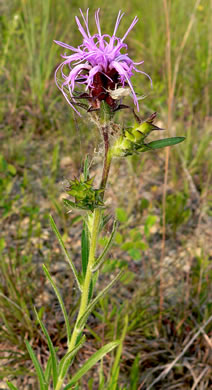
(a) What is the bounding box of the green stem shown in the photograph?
[56,124,112,390]
[68,208,101,351]
[55,209,101,390]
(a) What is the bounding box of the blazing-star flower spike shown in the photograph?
[54,9,152,115]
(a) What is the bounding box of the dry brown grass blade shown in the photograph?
[146,315,212,390]
[160,0,172,326]
[191,366,210,390]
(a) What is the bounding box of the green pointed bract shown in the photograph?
[125,129,135,142]
[64,176,105,212]
[131,112,163,141]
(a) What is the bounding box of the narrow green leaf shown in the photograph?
[139,137,185,152]
[130,354,140,390]
[44,355,52,385]
[77,270,124,330]
[83,155,89,181]
[49,215,81,291]
[34,308,58,388]
[149,137,185,148]
[64,341,120,389]
[109,315,128,390]
[43,265,71,346]
[99,213,112,232]
[7,382,19,390]
[25,340,47,390]
[81,221,90,277]
[58,336,86,380]
[92,220,117,272]
[98,358,105,390]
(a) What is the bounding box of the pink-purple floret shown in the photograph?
[54,9,152,115]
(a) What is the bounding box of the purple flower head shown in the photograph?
[54,9,152,116]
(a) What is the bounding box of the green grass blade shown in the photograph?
[64,341,120,389]
[7,382,19,390]
[49,215,81,291]
[77,270,124,330]
[0,292,29,319]
[92,220,117,272]
[130,354,140,390]
[25,340,47,390]
[81,221,90,277]
[83,155,89,181]
[43,265,71,346]
[98,358,105,390]
[109,315,128,390]
[34,308,58,388]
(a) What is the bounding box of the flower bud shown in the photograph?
[65,176,104,212]
[111,112,164,157]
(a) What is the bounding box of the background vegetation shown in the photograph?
[0,0,211,388]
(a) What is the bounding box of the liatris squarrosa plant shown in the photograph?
[7,9,185,390]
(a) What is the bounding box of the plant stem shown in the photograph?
[55,124,112,390]
[68,207,101,352]
[100,123,112,195]
[68,124,111,352]
[55,208,101,390]
[68,124,111,351]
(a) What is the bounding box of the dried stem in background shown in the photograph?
[160,0,172,325]
[160,0,202,324]
[205,0,212,118]
[147,316,212,389]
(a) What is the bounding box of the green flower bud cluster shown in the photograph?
[111,112,163,157]
[64,176,104,212]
